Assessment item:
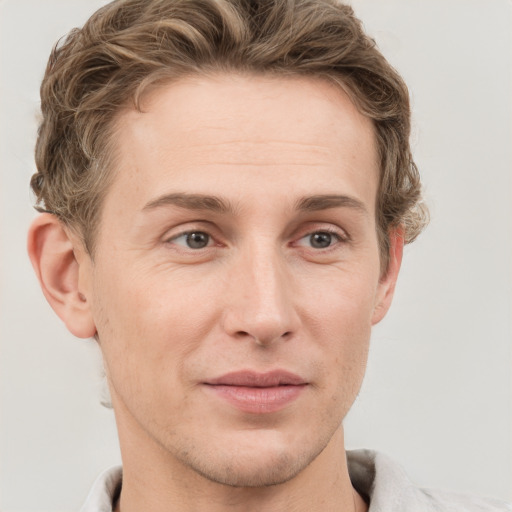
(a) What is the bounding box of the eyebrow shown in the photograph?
[142,192,367,215]
[295,194,368,214]
[143,193,234,213]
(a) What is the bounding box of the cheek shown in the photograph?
[303,264,379,333]
[91,264,220,374]
[322,300,371,386]
[301,267,376,389]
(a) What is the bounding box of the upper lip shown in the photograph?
[205,370,307,387]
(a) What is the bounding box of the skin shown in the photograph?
[28,74,402,512]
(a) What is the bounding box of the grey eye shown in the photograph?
[309,232,334,248]
[185,232,210,249]
[171,231,212,249]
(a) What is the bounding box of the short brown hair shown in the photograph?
[32,0,428,269]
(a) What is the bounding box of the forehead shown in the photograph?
[105,73,378,217]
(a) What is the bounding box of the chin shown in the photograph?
[170,428,332,488]
[187,451,308,488]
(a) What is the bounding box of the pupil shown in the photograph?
[186,232,209,249]
[311,232,332,248]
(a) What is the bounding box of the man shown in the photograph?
[26,0,510,511]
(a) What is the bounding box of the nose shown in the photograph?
[221,244,299,346]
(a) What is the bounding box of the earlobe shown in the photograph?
[27,213,97,339]
[371,227,404,325]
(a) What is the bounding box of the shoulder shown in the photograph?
[347,449,512,512]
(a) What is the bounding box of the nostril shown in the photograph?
[233,330,292,345]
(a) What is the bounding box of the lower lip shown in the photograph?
[205,384,307,414]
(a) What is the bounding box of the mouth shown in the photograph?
[203,370,308,414]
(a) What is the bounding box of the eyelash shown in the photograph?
[294,227,348,250]
[167,230,216,250]
[165,226,349,252]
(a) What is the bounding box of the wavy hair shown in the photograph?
[32,0,428,270]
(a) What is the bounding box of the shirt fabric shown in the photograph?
[80,449,512,511]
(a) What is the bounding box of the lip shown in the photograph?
[204,370,308,414]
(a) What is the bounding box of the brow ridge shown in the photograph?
[142,192,367,215]
[295,194,368,214]
[143,193,233,213]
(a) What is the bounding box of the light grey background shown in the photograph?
[1,0,511,510]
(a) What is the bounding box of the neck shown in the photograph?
[114,420,367,512]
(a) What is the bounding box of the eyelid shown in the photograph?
[161,222,349,249]
[295,224,349,241]
[290,224,351,254]
[162,219,214,238]
[297,232,338,246]
[166,230,214,249]
[163,222,221,248]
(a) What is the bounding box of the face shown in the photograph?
[77,74,398,487]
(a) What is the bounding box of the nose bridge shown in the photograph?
[223,238,297,344]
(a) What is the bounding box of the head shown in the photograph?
[32,0,426,270]
[28,0,428,491]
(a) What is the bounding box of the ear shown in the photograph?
[27,213,97,338]
[371,227,404,325]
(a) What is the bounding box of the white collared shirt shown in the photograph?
[81,450,512,512]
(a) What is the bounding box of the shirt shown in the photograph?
[81,450,512,511]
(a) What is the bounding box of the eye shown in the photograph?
[296,230,343,249]
[169,231,212,249]
[309,232,335,248]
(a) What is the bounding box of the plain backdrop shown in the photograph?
[1,0,511,510]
